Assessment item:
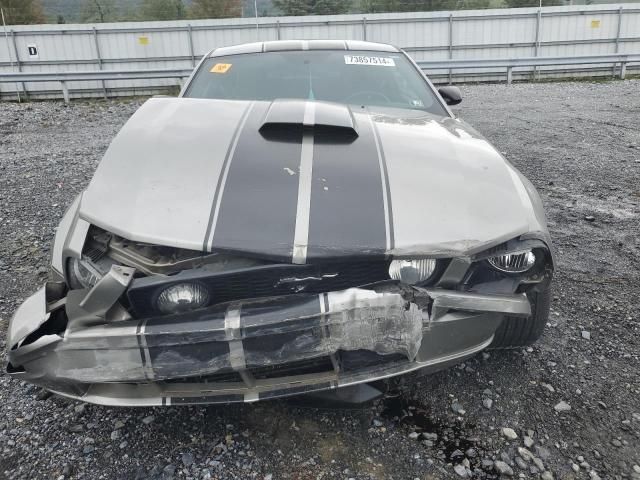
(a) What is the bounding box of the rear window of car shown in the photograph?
[184,49,447,116]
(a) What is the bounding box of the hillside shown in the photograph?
[39,0,275,23]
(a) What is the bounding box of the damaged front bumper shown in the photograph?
[6,277,530,406]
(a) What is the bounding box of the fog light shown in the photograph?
[488,250,536,273]
[156,283,210,314]
[389,258,436,285]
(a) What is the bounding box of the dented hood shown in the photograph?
[80,97,547,262]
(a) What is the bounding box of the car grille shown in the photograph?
[127,260,392,317]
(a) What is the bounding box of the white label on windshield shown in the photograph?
[344,55,396,66]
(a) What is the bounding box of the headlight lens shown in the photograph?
[389,258,437,285]
[67,257,103,289]
[156,282,210,314]
[488,250,536,273]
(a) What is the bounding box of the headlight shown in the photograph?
[488,250,536,273]
[156,282,210,314]
[389,258,436,285]
[67,257,104,289]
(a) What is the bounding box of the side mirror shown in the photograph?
[438,86,462,106]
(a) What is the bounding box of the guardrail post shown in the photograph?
[507,66,513,85]
[615,6,623,53]
[614,6,623,77]
[533,8,542,81]
[92,27,107,99]
[448,14,454,85]
[187,24,195,67]
[10,29,27,100]
[60,81,69,103]
[276,20,281,40]
[362,17,367,41]
[619,62,626,79]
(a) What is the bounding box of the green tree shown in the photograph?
[360,0,492,12]
[0,0,45,25]
[139,0,186,20]
[313,0,351,14]
[503,0,562,7]
[273,0,309,14]
[188,0,242,18]
[273,0,351,16]
[80,0,117,22]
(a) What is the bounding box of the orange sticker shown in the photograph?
[210,63,232,74]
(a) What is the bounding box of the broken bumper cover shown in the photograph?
[6,283,530,406]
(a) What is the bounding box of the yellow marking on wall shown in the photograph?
[138,36,149,45]
[590,19,601,28]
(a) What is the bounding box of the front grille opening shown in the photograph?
[128,260,393,317]
[129,258,451,318]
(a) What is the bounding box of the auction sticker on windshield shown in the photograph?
[210,63,232,74]
[344,55,396,66]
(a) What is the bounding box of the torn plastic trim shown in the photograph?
[7,282,67,350]
[423,288,531,320]
[77,265,135,321]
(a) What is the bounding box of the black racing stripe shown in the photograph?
[371,117,395,250]
[211,101,303,260]
[169,394,245,405]
[306,112,387,259]
[202,101,254,251]
[135,321,148,373]
[321,293,330,338]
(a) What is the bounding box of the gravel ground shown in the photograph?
[1,80,639,480]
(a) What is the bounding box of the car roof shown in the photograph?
[210,40,400,57]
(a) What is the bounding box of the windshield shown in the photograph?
[184,50,447,116]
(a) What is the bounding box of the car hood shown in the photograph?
[80,97,548,262]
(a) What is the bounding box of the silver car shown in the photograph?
[6,40,554,406]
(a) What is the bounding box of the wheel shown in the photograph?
[489,280,552,349]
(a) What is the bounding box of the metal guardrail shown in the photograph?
[0,68,194,102]
[417,53,640,84]
[0,54,638,102]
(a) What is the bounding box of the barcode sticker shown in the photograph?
[344,55,396,67]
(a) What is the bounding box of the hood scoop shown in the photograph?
[260,99,358,143]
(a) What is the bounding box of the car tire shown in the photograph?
[489,280,552,349]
